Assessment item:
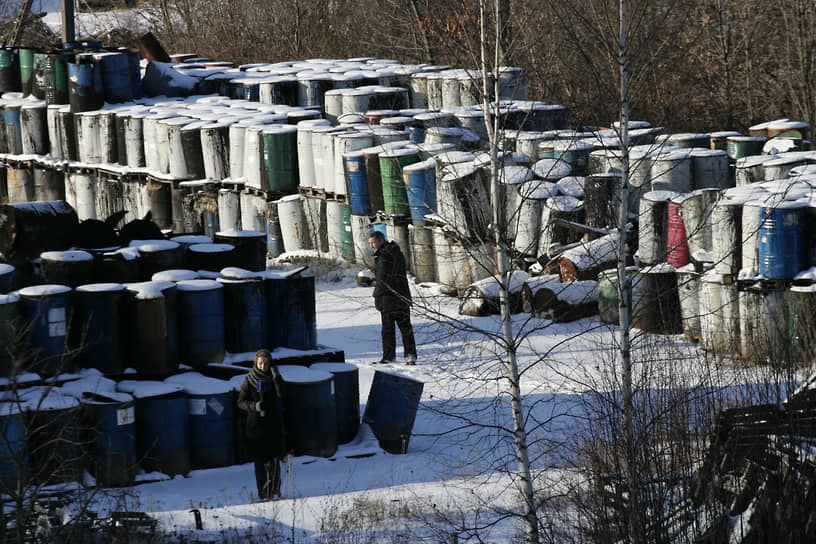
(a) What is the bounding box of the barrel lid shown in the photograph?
[766,119,808,130]
[40,250,94,262]
[414,142,456,156]
[165,372,233,395]
[0,263,14,276]
[117,380,184,399]
[639,263,677,275]
[171,234,213,245]
[17,387,80,411]
[436,150,475,166]
[440,162,478,181]
[426,126,463,137]
[688,148,727,158]
[20,99,47,110]
[277,365,334,384]
[402,158,437,173]
[791,283,816,293]
[735,154,779,168]
[499,165,533,185]
[337,131,375,141]
[518,179,557,200]
[125,280,176,299]
[0,293,19,304]
[762,153,810,167]
[546,195,583,212]
[380,147,419,158]
[158,115,196,127]
[152,269,199,282]
[103,246,141,260]
[18,284,72,297]
[643,190,680,202]
[75,283,127,293]
[380,115,413,125]
[710,130,741,138]
[556,176,585,197]
[176,279,223,291]
[297,118,332,130]
[187,243,235,253]
[276,193,301,203]
[532,158,572,180]
[219,267,263,280]
[309,362,358,373]
[262,124,297,135]
[551,139,594,152]
[727,135,767,142]
[129,239,181,252]
[216,228,266,238]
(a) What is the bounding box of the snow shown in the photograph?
[176,279,223,292]
[126,280,176,299]
[75,283,127,293]
[165,372,233,395]
[220,267,264,279]
[277,365,335,384]
[0,293,20,304]
[18,284,72,297]
[532,158,572,180]
[117,380,184,399]
[129,240,181,252]
[310,362,359,374]
[0,264,14,275]
[40,250,94,262]
[189,243,234,254]
[215,229,265,239]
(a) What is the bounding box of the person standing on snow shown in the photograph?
[238,349,287,500]
[368,230,417,365]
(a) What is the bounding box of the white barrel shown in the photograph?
[650,149,692,193]
[515,131,547,161]
[228,123,248,179]
[739,283,787,362]
[297,119,331,188]
[201,121,231,180]
[240,191,268,234]
[678,189,718,256]
[76,111,101,163]
[538,195,585,257]
[21,99,48,155]
[164,116,196,178]
[301,195,326,252]
[142,111,175,172]
[500,165,534,241]
[326,199,343,259]
[342,89,374,114]
[218,189,242,231]
[408,224,435,283]
[515,179,558,258]
[276,194,309,252]
[46,104,63,157]
[135,177,151,220]
[311,126,345,192]
[350,213,374,268]
[638,190,678,265]
[386,223,411,273]
[178,120,207,179]
[425,73,444,110]
[409,72,429,109]
[153,116,181,174]
[54,105,74,160]
[123,110,146,168]
[433,227,458,295]
[740,199,764,273]
[69,168,97,220]
[676,267,701,343]
[699,272,740,355]
[333,132,374,196]
[425,127,464,147]
[324,89,344,124]
[441,72,461,108]
[711,199,742,275]
[735,154,777,186]
[497,66,527,100]
[762,155,808,181]
[455,109,487,143]
[689,148,728,190]
[243,125,265,189]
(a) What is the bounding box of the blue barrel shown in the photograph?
[521,104,568,131]
[0,263,14,293]
[124,281,179,376]
[176,280,225,367]
[758,202,807,279]
[22,387,83,483]
[18,285,72,376]
[371,223,387,239]
[310,362,359,444]
[97,51,132,103]
[68,56,104,113]
[228,372,251,464]
[72,283,126,375]
[81,392,136,486]
[344,151,371,215]
[278,365,337,457]
[4,102,22,154]
[263,272,287,349]
[118,381,190,476]
[0,293,19,378]
[0,403,26,490]
[214,230,267,272]
[40,249,95,287]
[363,370,423,454]
[129,240,184,281]
[165,373,235,469]
[285,272,317,350]
[219,269,268,353]
[403,158,437,225]
[124,49,142,100]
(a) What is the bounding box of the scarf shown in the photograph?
[247,365,272,389]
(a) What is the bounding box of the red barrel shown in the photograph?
[666,200,690,268]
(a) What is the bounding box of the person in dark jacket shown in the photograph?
[368,230,417,365]
[237,349,287,499]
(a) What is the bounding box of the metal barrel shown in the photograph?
[350,213,375,268]
[42,52,69,105]
[165,374,235,469]
[433,227,458,295]
[758,201,807,279]
[4,101,23,154]
[123,383,190,476]
[163,116,195,178]
[690,148,729,190]
[631,265,682,335]
[380,147,420,216]
[711,199,742,275]
[0,293,20,378]
[699,273,740,355]
[741,199,763,273]
[284,272,317,350]
[20,99,48,155]
[18,48,35,96]
[297,74,333,108]
[130,240,184,280]
[583,173,622,230]
[734,154,776,187]
[408,224,436,283]
[301,194,326,252]
[262,124,299,193]
[217,275,267,354]
[6,160,34,204]
[96,51,133,103]
[123,281,180,375]
[278,365,337,457]
[214,229,267,272]
[200,121,231,181]
[339,202,354,261]
[650,149,692,193]
[78,393,136,486]
[788,285,816,363]
[217,189,241,231]
[186,243,236,273]
[438,162,491,242]
[597,268,622,325]
[176,279,226,367]
[18,284,73,376]
[342,88,374,114]
[676,268,702,343]
[550,139,593,176]
[403,158,437,225]
[0,48,21,92]
[309,362,360,445]
[363,145,387,212]
[71,283,126,374]
[326,199,343,259]
[276,194,309,253]
[94,247,141,284]
[23,390,83,483]
[40,249,94,287]
[520,103,567,131]
[739,281,787,362]
[726,136,766,162]
[344,150,371,215]
[678,189,717,256]
[297,119,331,188]
[0,403,26,490]
[242,125,266,190]
[666,198,690,268]
[179,120,206,179]
[538,195,585,255]
[333,132,373,196]
[363,370,424,454]
[386,223,411,273]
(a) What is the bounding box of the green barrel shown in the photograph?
[597,268,619,325]
[788,285,816,364]
[262,124,299,193]
[44,52,69,104]
[18,48,35,96]
[726,136,766,162]
[379,148,420,216]
[0,48,21,92]
[339,202,354,260]
[0,294,20,378]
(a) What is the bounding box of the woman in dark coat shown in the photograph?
[238,349,287,499]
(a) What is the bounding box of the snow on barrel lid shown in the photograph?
[152,269,199,282]
[546,195,583,212]
[216,228,265,238]
[736,154,779,168]
[75,283,126,293]
[220,267,264,280]
[643,190,680,202]
[310,362,358,373]
[117,380,184,399]
[277,193,301,203]
[176,279,223,291]
[0,293,19,304]
[532,158,572,180]
[277,365,334,384]
[18,284,72,297]
[403,158,437,173]
[441,162,478,182]
[262,124,297,135]
[19,387,80,411]
[380,147,419,158]
[688,148,727,158]
[639,263,677,274]
[188,243,234,256]
[499,165,533,185]
[0,263,13,275]
[126,280,176,299]
[557,176,585,197]
[40,250,93,262]
[165,372,233,395]
[129,239,181,252]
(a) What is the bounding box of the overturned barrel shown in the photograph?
[363,370,424,454]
